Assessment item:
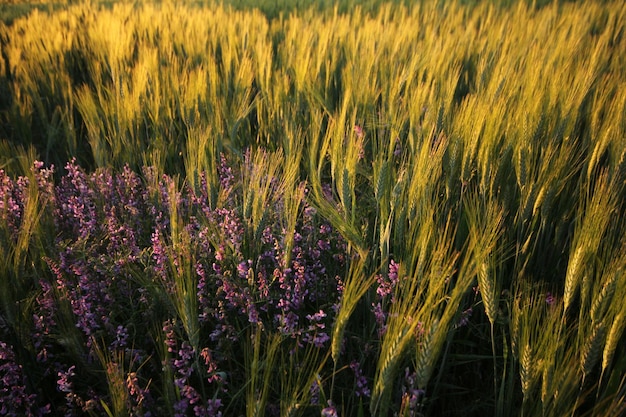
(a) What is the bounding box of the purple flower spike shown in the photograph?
[0,341,48,416]
[57,365,76,393]
[350,360,371,397]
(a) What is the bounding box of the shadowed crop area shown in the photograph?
[1,0,626,415]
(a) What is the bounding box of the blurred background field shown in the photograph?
[0,0,600,25]
[1,0,625,415]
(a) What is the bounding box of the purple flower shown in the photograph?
[0,169,26,235]
[163,321,223,416]
[0,341,48,416]
[456,307,473,328]
[32,280,57,363]
[56,159,99,239]
[303,309,331,346]
[217,153,235,191]
[353,124,364,139]
[376,260,400,299]
[31,161,56,212]
[163,320,178,353]
[247,301,260,325]
[319,223,331,235]
[317,239,331,251]
[151,227,169,281]
[57,365,75,393]
[394,137,402,158]
[277,311,299,336]
[237,260,251,279]
[205,398,223,417]
[371,301,387,336]
[200,348,221,384]
[311,332,330,348]
[350,361,371,397]
[306,310,327,327]
[309,379,321,405]
[321,400,338,417]
[110,325,129,350]
[401,368,425,415]
[126,371,153,413]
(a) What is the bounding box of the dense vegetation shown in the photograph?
[1,0,625,415]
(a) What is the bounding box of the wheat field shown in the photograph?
[1,0,625,415]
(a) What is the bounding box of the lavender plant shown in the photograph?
[0,154,391,415]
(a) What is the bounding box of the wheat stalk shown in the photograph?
[91,337,129,416]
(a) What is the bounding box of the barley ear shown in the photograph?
[602,312,626,379]
[371,327,406,416]
[590,271,618,324]
[563,245,586,315]
[515,145,529,190]
[520,342,535,398]
[541,360,553,409]
[615,149,626,185]
[477,260,498,326]
[581,321,606,384]
[374,160,390,202]
[415,319,438,390]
